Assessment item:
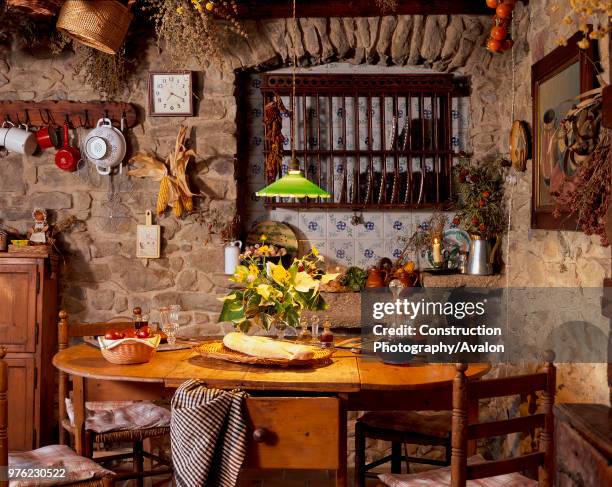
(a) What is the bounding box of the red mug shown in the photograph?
[36,126,58,150]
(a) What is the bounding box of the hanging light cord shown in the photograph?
[289,0,298,171]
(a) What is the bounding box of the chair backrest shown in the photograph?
[451,354,556,487]
[57,310,137,446]
[1,346,8,487]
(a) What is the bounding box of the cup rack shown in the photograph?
[0,100,139,129]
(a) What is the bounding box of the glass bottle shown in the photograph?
[310,316,320,343]
[320,320,333,348]
[133,307,148,330]
[297,316,312,343]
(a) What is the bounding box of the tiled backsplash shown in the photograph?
[244,65,467,269]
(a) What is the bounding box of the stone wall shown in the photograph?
[0,3,609,466]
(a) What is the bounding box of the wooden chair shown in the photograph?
[377,356,556,487]
[0,347,114,487]
[355,410,452,486]
[58,311,172,487]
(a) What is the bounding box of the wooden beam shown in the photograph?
[235,0,490,19]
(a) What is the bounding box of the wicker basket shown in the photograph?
[7,0,64,17]
[57,0,135,54]
[100,337,159,365]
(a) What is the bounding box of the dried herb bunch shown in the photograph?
[453,158,506,238]
[73,44,128,98]
[264,95,288,184]
[551,0,611,47]
[145,0,246,68]
[554,129,611,246]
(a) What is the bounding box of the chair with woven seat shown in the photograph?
[377,356,556,487]
[0,347,114,487]
[58,311,172,487]
[355,409,452,486]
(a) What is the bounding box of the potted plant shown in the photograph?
[453,157,506,274]
[218,247,339,336]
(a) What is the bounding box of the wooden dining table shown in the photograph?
[53,342,490,486]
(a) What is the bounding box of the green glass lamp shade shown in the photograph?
[256,170,331,199]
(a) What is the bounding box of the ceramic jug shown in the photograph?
[224,240,242,275]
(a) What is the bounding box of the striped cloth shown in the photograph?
[170,380,249,487]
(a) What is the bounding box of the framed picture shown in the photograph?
[148,71,194,117]
[531,31,595,230]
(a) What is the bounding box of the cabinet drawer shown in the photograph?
[0,264,37,353]
[244,397,340,470]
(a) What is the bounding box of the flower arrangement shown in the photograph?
[453,158,506,239]
[219,247,339,333]
[241,235,288,259]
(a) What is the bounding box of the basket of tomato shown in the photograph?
[98,327,161,365]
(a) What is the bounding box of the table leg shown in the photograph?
[72,376,86,456]
[336,397,348,487]
[467,397,479,455]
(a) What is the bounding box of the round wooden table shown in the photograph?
[54,343,490,486]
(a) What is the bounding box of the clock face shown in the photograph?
[149,72,193,116]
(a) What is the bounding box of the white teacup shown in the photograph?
[1,125,37,155]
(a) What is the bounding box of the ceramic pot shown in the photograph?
[224,240,242,275]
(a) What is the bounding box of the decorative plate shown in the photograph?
[194,341,334,368]
[247,220,299,254]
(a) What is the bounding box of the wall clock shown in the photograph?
[148,71,194,116]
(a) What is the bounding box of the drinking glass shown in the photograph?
[159,305,180,346]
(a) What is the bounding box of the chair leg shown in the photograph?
[391,442,402,474]
[445,437,452,466]
[354,422,366,487]
[133,440,144,487]
[404,443,410,474]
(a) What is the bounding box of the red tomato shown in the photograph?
[487,38,503,53]
[136,327,150,339]
[491,26,507,41]
[104,331,116,340]
[123,329,135,338]
[486,0,499,8]
[496,2,513,19]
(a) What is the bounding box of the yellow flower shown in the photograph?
[176,6,184,14]
[232,265,249,283]
[577,37,590,49]
[258,245,270,253]
[260,234,267,242]
[255,284,274,301]
[248,264,259,276]
[311,246,319,257]
[267,261,290,285]
[294,271,319,292]
[205,1,215,11]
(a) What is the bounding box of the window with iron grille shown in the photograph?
[258,73,470,209]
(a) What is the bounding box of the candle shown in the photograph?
[432,236,442,265]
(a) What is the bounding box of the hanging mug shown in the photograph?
[224,240,242,275]
[0,122,37,155]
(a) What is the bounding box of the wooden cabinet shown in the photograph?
[0,253,58,450]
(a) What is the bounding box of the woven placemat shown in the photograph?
[194,341,334,368]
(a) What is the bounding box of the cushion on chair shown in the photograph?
[378,454,538,487]
[9,444,114,486]
[359,411,452,438]
[65,399,171,433]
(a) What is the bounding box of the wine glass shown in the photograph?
[159,305,180,346]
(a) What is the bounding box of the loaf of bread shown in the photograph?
[223,332,315,360]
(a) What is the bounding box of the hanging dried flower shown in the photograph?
[128,126,197,218]
[553,0,611,47]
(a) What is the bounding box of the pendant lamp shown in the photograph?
[255,0,330,200]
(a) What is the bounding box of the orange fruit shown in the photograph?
[487,38,503,53]
[496,2,513,19]
[491,26,507,41]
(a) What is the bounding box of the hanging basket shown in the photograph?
[6,0,65,18]
[56,0,135,55]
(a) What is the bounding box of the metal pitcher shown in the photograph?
[467,235,501,276]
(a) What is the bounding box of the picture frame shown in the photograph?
[148,71,194,117]
[531,31,596,230]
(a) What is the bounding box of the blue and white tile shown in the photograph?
[383,213,413,239]
[248,158,266,184]
[356,212,383,239]
[355,239,385,268]
[327,211,355,239]
[244,211,268,231]
[385,238,406,261]
[328,239,355,268]
[298,211,326,239]
[270,209,299,228]
[298,239,327,258]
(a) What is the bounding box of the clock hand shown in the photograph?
[169,92,186,102]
